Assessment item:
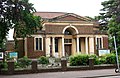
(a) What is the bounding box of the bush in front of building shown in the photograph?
[89,54,100,65]
[69,53,117,66]
[0,61,8,69]
[105,53,116,64]
[17,56,32,68]
[69,54,89,66]
[38,56,49,65]
[99,56,106,64]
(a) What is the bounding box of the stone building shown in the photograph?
[16,12,108,58]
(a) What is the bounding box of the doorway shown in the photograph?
[65,44,71,56]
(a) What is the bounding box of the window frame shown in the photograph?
[34,37,43,51]
[55,38,58,53]
[96,37,103,49]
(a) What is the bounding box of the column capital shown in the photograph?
[52,37,55,38]
[62,36,64,38]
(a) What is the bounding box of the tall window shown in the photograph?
[55,38,58,52]
[35,38,42,50]
[97,38,102,49]
[79,38,81,52]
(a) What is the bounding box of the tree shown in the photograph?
[0,0,42,48]
[85,16,98,21]
[99,0,120,53]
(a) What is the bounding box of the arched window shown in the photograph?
[64,29,72,35]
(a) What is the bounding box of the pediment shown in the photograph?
[52,13,91,21]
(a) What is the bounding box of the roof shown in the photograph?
[34,12,93,22]
[34,12,66,19]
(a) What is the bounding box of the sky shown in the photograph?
[8,0,107,40]
[29,0,106,17]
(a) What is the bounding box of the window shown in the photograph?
[55,38,58,52]
[97,38,102,49]
[76,38,81,52]
[35,38,43,50]
[64,39,72,43]
[79,38,81,52]
[64,29,72,35]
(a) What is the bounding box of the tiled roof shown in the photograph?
[34,12,66,19]
[34,12,93,22]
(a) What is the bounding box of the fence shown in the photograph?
[0,58,116,75]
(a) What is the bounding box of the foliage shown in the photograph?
[69,53,117,66]
[108,19,120,54]
[0,61,8,69]
[105,53,116,64]
[38,56,49,65]
[99,56,106,64]
[17,56,32,68]
[99,0,120,53]
[98,0,120,30]
[69,54,89,66]
[85,16,98,21]
[89,55,100,65]
[0,0,42,48]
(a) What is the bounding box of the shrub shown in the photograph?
[69,54,89,66]
[0,61,8,69]
[38,56,49,64]
[69,53,117,66]
[89,54,100,65]
[17,56,32,68]
[99,56,106,64]
[105,53,116,64]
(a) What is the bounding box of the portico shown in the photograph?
[45,25,96,57]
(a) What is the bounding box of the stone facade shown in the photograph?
[16,12,108,58]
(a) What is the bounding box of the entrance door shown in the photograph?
[65,44,71,56]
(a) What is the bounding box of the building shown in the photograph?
[16,12,108,58]
[6,40,15,52]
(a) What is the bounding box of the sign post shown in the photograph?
[113,36,120,73]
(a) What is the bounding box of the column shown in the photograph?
[58,38,62,57]
[76,37,79,53]
[52,37,55,56]
[46,37,50,57]
[62,37,65,56]
[25,38,27,56]
[72,38,76,55]
[85,37,89,54]
[89,37,95,55]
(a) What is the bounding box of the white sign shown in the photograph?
[0,52,4,59]
[99,49,110,56]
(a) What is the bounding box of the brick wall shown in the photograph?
[45,24,94,35]
[27,37,45,58]
[6,40,15,51]
[103,37,109,49]
[17,40,24,58]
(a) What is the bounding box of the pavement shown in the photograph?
[0,69,120,78]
